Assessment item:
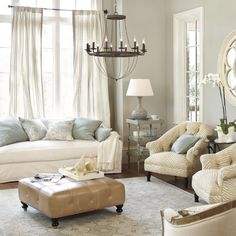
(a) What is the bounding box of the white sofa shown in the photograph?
[161,200,236,236]
[0,132,122,183]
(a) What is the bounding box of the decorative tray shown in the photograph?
[58,167,104,181]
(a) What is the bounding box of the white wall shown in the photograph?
[103,0,236,149]
[122,0,167,145]
[166,0,236,128]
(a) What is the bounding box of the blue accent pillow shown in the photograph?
[0,118,29,147]
[73,118,102,140]
[171,134,200,154]
[95,127,112,142]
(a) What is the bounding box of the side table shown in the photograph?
[126,118,163,172]
[206,138,236,153]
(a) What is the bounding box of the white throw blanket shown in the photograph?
[97,131,122,171]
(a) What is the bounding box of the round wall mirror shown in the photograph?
[218,30,236,106]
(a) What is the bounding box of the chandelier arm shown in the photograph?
[106,58,116,80]
[121,56,131,79]
[94,57,107,77]
[97,57,108,75]
[123,56,138,79]
[102,12,109,48]
[110,18,114,47]
[95,57,117,81]
[124,19,132,49]
[129,56,139,75]
[117,57,122,80]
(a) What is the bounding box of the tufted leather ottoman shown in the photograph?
[18,176,125,227]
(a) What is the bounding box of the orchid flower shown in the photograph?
[202,73,227,124]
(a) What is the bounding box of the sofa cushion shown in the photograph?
[0,118,28,147]
[19,117,47,141]
[95,127,112,142]
[0,140,99,164]
[44,120,74,141]
[171,134,200,154]
[73,118,102,140]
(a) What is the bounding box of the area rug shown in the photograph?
[0,177,202,236]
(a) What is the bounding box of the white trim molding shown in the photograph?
[173,7,204,123]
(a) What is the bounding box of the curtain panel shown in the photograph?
[9,7,44,119]
[73,10,110,127]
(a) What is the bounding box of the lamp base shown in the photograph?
[131,97,148,120]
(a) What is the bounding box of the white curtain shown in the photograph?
[73,10,110,127]
[9,7,44,119]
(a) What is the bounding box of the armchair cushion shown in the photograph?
[145,152,190,177]
[192,169,221,203]
[171,134,200,154]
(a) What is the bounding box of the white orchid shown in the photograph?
[202,73,227,123]
[201,73,222,87]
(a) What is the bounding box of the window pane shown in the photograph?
[0,23,11,47]
[0,48,11,72]
[76,0,92,10]
[0,0,12,15]
[60,0,75,17]
[37,0,53,16]
[227,70,236,89]
[18,0,36,7]
[187,21,196,47]
[186,47,196,71]
[186,19,200,122]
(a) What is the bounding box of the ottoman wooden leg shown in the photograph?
[147,172,151,182]
[116,205,123,214]
[51,218,59,228]
[21,201,28,211]
[194,193,199,202]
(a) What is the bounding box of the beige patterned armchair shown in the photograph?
[192,143,236,204]
[144,122,214,188]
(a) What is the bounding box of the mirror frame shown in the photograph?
[218,30,236,106]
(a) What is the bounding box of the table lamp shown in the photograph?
[126,79,154,120]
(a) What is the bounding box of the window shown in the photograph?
[0,0,99,118]
[173,7,203,123]
[185,21,200,121]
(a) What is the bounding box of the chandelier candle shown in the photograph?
[120,39,123,49]
[142,40,146,52]
[134,38,137,48]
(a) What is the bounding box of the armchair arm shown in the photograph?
[200,154,218,169]
[146,124,186,154]
[218,164,236,186]
[146,139,164,155]
[186,139,208,163]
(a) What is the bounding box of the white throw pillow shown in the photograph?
[44,120,74,141]
[19,117,47,141]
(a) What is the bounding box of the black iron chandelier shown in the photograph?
[85,0,147,81]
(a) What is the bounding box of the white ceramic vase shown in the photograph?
[216,126,235,142]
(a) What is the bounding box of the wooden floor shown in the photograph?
[0,162,193,193]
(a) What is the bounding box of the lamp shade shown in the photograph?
[126,79,154,97]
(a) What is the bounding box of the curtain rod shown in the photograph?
[8,5,85,12]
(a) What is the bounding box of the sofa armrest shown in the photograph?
[186,139,208,163]
[218,164,236,186]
